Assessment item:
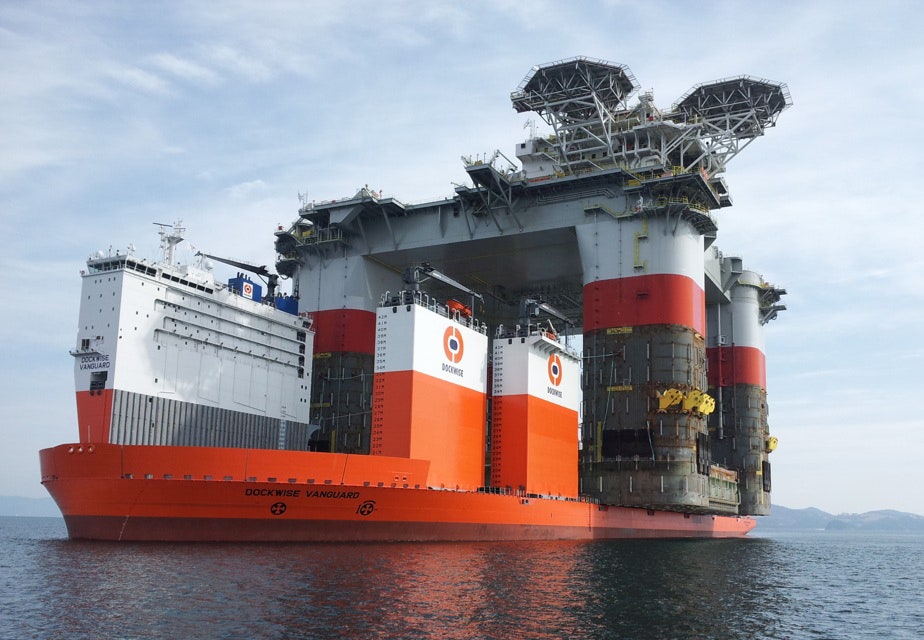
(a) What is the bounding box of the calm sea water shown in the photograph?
[1,517,921,639]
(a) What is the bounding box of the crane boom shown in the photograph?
[197,252,279,298]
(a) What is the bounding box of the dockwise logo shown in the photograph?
[443,326,464,363]
[547,354,563,385]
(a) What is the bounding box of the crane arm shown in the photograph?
[196,252,271,278]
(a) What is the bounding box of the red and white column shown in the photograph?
[577,214,712,509]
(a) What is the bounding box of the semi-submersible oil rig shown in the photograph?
[275,56,790,517]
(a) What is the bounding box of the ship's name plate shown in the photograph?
[243,488,361,499]
[79,354,110,370]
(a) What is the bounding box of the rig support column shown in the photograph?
[706,253,785,515]
[577,211,714,510]
[281,207,402,453]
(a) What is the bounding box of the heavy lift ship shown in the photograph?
[41,58,789,541]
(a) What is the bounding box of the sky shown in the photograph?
[2,0,922,516]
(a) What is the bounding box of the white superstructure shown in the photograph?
[71,223,316,449]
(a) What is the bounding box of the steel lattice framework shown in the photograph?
[511,57,639,175]
[508,57,791,193]
[668,76,792,175]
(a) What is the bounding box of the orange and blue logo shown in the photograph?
[547,353,563,385]
[443,326,464,363]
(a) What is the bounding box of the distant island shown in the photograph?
[2,496,923,531]
[756,505,924,532]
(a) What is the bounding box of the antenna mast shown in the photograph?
[155,221,185,265]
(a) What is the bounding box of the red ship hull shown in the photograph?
[40,443,754,541]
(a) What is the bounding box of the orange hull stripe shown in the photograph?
[40,442,430,486]
[40,444,755,541]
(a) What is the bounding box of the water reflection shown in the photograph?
[10,518,924,639]
[569,539,785,639]
[18,525,805,639]
[269,541,592,638]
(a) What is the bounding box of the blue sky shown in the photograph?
[2,1,922,515]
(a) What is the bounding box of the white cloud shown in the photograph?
[148,52,221,85]
[200,44,274,82]
[226,179,268,199]
[105,64,173,95]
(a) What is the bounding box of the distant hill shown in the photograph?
[822,509,924,532]
[757,505,924,532]
[0,496,62,518]
[755,505,834,530]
